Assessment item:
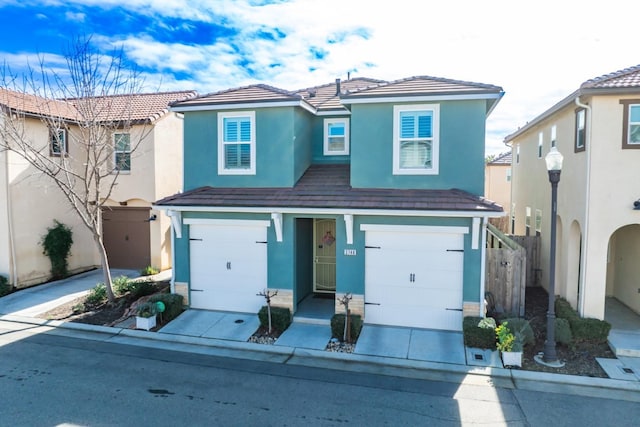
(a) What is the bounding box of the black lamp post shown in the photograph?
[535,147,565,367]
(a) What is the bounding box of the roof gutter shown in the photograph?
[575,95,592,316]
[152,204,505,219]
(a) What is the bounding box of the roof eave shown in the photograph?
[170,99,316,115]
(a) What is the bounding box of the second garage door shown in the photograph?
[189,222,268,313]
[363,226,466,331]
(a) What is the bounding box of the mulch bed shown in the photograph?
[519,286,615,377]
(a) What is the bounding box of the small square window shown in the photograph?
[323,118,349,155]
[50,128,67,156]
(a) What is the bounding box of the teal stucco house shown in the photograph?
[154,76,504,331]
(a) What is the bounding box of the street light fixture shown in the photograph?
[535,147,566,367]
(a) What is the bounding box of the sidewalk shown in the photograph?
[1,270,640,403]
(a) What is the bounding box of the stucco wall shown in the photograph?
[484,164,511,213]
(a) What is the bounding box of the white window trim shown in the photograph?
[323,118,350,155]
[535,209,542,233]
[50,128,67,156]
[217,111,256,175]
[537,132,543,159]
[113,132,131,174]
[393,104,440,175]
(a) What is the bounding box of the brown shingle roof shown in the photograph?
[581,64,640,89]
[295,78,386,111]
[341,75,504,100]
[155,164,502,212]
[171,84,302,109]
[488,151,512,165]
[0,88,197,123]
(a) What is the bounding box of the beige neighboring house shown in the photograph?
[0,88,196,288]
[484,151,512,233]
[505,64,640,320]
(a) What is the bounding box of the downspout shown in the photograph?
[3,149,17,287]
[575,95,591,316]
[480,217,488,317]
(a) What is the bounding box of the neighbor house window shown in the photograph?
[575,108,586,152]
[551,125,557,148]
[538,132,543,158]
[50,128,67,156]
[393,104,439,175]
[511,203,516,234]
[620,100,640,149]
[516,145,520,163]
[113,133,131,172]
[323,118,349,155]
[525,207,531,236]
[535,209,542,236]
[218,111,256,175]
[506,168,512,182]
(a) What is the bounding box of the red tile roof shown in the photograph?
[155,164,502,212]
[487,151,512,165]
[295,78,386,111]
[0,88,197,123]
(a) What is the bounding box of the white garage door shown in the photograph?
[364,226,465,331]
[189,222,268,313]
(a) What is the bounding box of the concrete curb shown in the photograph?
[2,314,640,401]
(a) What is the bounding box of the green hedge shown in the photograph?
[555,317,573,345]
[149,293,184,322]
[463,316,496,349]
[258,306,291,332]
[555,297,611,343]
[331,314,363,342]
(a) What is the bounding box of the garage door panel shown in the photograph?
[190,224,267,313]
[364,228,465,331]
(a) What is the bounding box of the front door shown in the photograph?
[313,219,336,293]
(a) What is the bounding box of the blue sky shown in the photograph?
[0,0,638,155]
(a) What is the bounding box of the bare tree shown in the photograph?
[0,37,153,302]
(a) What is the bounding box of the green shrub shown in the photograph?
[0,275,11,297]
[41,220,73,279]
[555,317,573,345]
[86,283,107,306]
[463,316,496,349]
[113,275,133,296]
[555,298,578,321]
[136,301,157,318]
[128,279,157,299]
[258,306,291,332]
[554,297,611,343]
[140,266,159,276]
[330,314,363,342]
[149,293,184,322]
[501,318,535,347]
[569,317,611,343]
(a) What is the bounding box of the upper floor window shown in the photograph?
[535,209,542,236]
[50,128,67,156]
[393,104,439,175]
[113,133,131,172]
[621,100,640,149]
[550,125,557,148]
[516,145,520,163]
[537,132,543,158]
[506,168,512,182]
[218,111,256,175]
[575,108,586,152]
[324,118,349,155]
[525,206,531,236]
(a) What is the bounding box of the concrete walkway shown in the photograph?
[1,270,640,402]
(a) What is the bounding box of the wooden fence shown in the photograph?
[485,224,528,317]
[509,234,541,288]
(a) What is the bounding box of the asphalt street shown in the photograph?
[1,324,639,426]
